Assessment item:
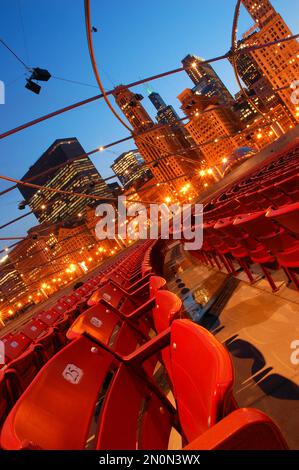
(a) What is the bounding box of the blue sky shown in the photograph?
[0,0,298,248]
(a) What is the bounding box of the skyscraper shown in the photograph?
[113,86,154,132]
[113,85,198,195]
[111,150,153,189]
[240,0,299,120]
[18,138,113,224]
[182,54,234,105]
[178,89,239,166]
[147,88,180,125]
[229,34,281,111]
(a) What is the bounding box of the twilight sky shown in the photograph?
[0,0,298,249]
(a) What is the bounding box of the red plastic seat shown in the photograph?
[35,310,60,326]
[2,334,31,363]
[5,347,43,397]
[21,319,47,341]
[185,408,288,450]
[34,328,61,361]
[275,173,299,202]
[0,371,14,429]
[0,336,114,450]
[266,202,299,235]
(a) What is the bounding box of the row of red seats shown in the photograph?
[0,240,157,431]
[203,140,299,220]
[190,140,299,292]
[0,239,288,450]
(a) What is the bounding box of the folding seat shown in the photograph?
[35,309,61,326]
[236,190,271,212]
[266,202,299,236]
[234,211,299,290]
[258,185,293,208]
[67,278,170,353]
[2,333,31,363]
[213,216,278,290]
[275,173,299,202]
[21,319,47,341]
[1,309,288,450]
[0,371,14,429]
[4,347,43,398]
[233,211,296,253]
[0,335,115,450]
[34,328,62,362]
[184,408,288,450]
[1,319,232,450]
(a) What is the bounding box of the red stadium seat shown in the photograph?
[2,334,31,363]
[0,336,114,450]
[4,347,43,397]
[21,319,47,341]
[184,408,288,450]
[0,371,14,429]
[266,202,299,236]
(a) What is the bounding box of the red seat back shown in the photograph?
[1,336,113,450]
[96,364,172,450]
[2,334,31,362]
[21,319,47,341]
[170,320,235,442]
[184,408,288,450]
[6,347,41,393]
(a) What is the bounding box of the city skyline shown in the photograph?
[0,0,298,248]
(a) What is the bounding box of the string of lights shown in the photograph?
[0,212,129,281]
[0,238,120,314]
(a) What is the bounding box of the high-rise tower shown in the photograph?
[240,0,299,121]
[147,88,180,125]
[182,54,234,105]
[112,86,154,132]
[113,85,201,196]
[18,138,113,224]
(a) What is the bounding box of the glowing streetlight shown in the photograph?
[222,157,228,164]
[207,168,213,175]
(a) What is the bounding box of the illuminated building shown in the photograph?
[113,85,201,195]
[58,222,96,265]
[9,224,72,290]
[18,138,113,224]
[233,90,263,124]
[0,259,28,311]
[182,54,234,105]
[111,150,153,189]
[241,0,299,121]
[178,89,240,166]
[229,34,282,111]
[113,86,153,133]
[147,88,180,125]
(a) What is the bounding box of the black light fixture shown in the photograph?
[25,67,51,94]
[18,200,27,210]
[25,79,41,95]
[30,68,51,82]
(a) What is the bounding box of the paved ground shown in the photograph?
[164,242,299,449]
